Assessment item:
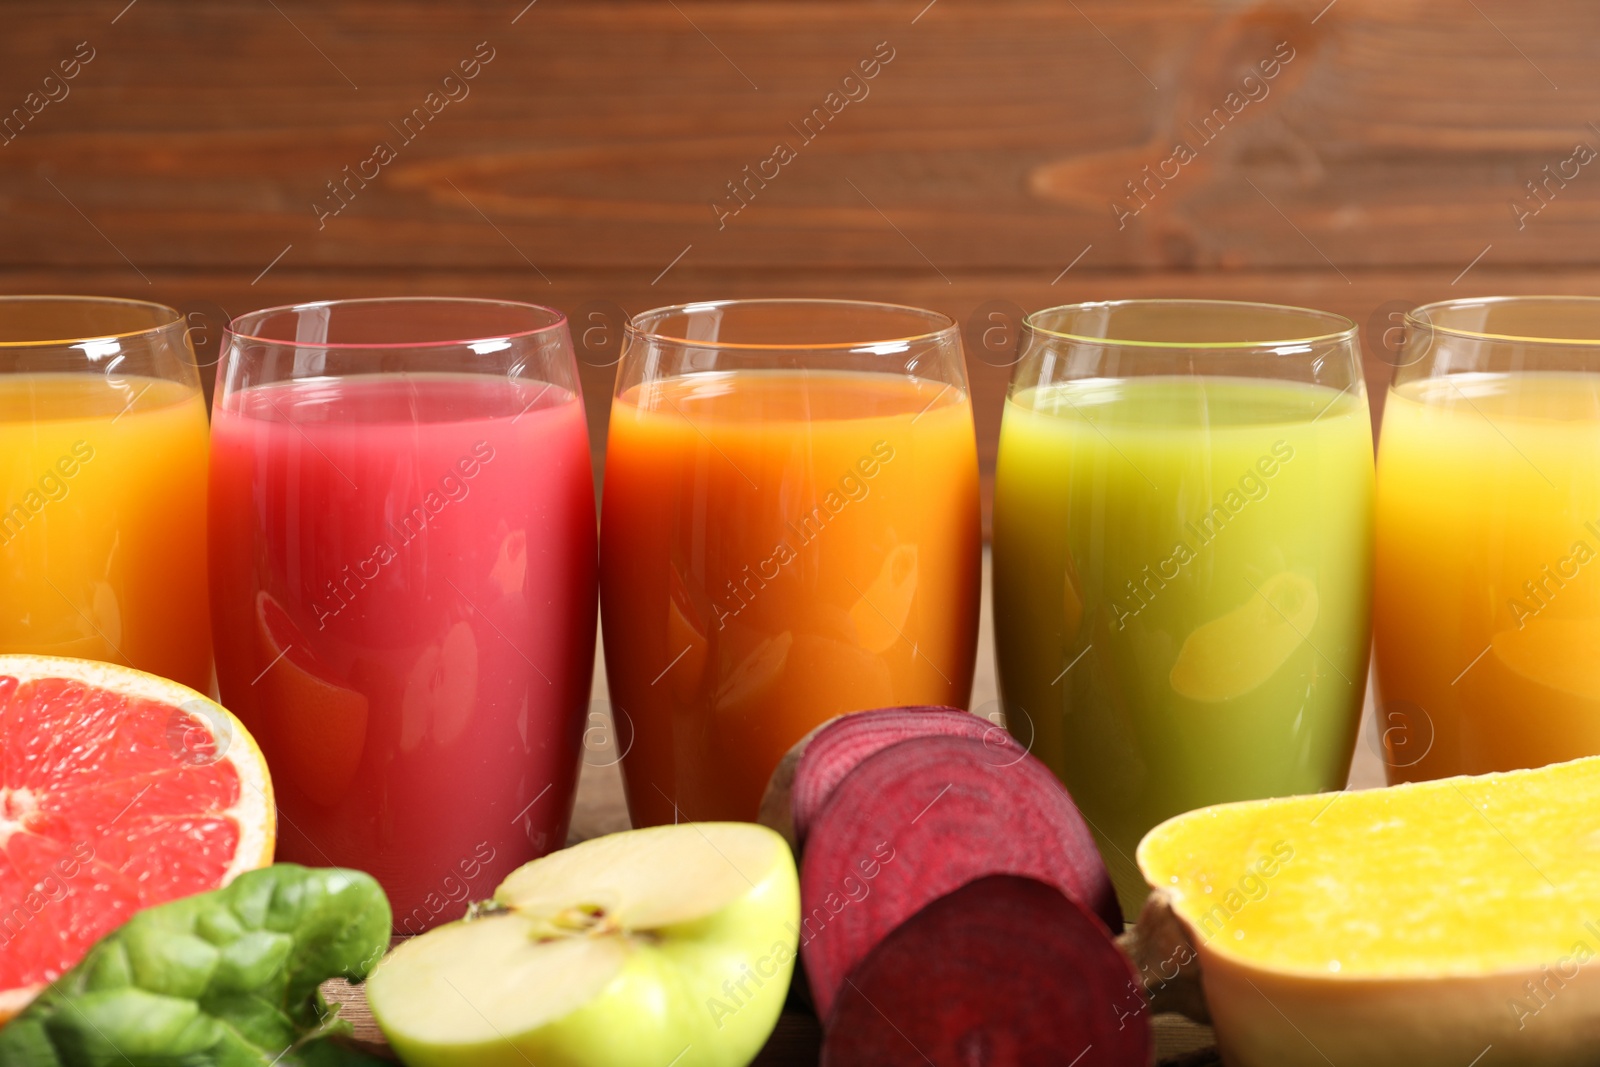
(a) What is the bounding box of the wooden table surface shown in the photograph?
[328,553,1386,1064]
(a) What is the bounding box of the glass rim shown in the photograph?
[1023,298,1359,350]
[1405,295,1600,346]
[0,294,185,349]
[626,298,959,352]
[225,296,569,350]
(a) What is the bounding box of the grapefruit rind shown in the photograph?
[0,654,275,1024]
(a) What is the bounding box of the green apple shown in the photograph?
[367,823,800,1067]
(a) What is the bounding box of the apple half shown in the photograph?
[368,823,799,1067]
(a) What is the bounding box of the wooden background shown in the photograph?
[5,0,1599,513]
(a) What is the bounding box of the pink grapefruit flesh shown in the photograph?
[0,655,274,1022]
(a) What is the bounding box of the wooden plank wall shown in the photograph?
[3,0,1597,522]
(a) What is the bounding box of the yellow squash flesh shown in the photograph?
[1136,755,1600,1067]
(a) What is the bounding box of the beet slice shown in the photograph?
[799,734,1121,1019]
[821,874,1150,1067]
[790,706,1022,848]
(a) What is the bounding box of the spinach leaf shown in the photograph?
[0,864,392,1067]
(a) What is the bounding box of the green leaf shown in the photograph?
[0,864,392,1067]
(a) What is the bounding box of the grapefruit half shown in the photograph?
[0,655,275,1023]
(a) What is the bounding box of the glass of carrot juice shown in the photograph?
[601,299,982,825]
[1375,297,1600,781]
[992,300,1375,915]
[0,296,212,693]
[209,299,597,932]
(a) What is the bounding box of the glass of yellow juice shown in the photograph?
[992,300,1375,915]
[1375,296,1600,782]
[0,297,211,692]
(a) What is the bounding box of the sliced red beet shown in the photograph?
[821,874,1150,1067]
[799,734,1121,1019]
[791,706,1023,848]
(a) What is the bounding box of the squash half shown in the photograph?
[1135,755,1600,1067]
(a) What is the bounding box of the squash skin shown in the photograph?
[1199,926,1600,1066]
[1132,880,1600,1065]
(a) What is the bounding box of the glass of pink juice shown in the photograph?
[209,298,597,932]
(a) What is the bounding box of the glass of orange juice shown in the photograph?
[601,299,982,825]
[1375,296,1600,781]
[0,296,211,691]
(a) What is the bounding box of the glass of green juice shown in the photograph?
[992,300,1375,917]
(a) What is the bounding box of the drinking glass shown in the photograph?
[1375,296,1600,782]
[993,299,1374,915]
[0,296,211,691]
[602,299,982,825]
[210,298,597,932]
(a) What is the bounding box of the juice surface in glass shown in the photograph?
[1374,372,1600,780]
[209,373,597,931]
[601,369,981,825]
[993,376,1373,914]
[0,373,211,692]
